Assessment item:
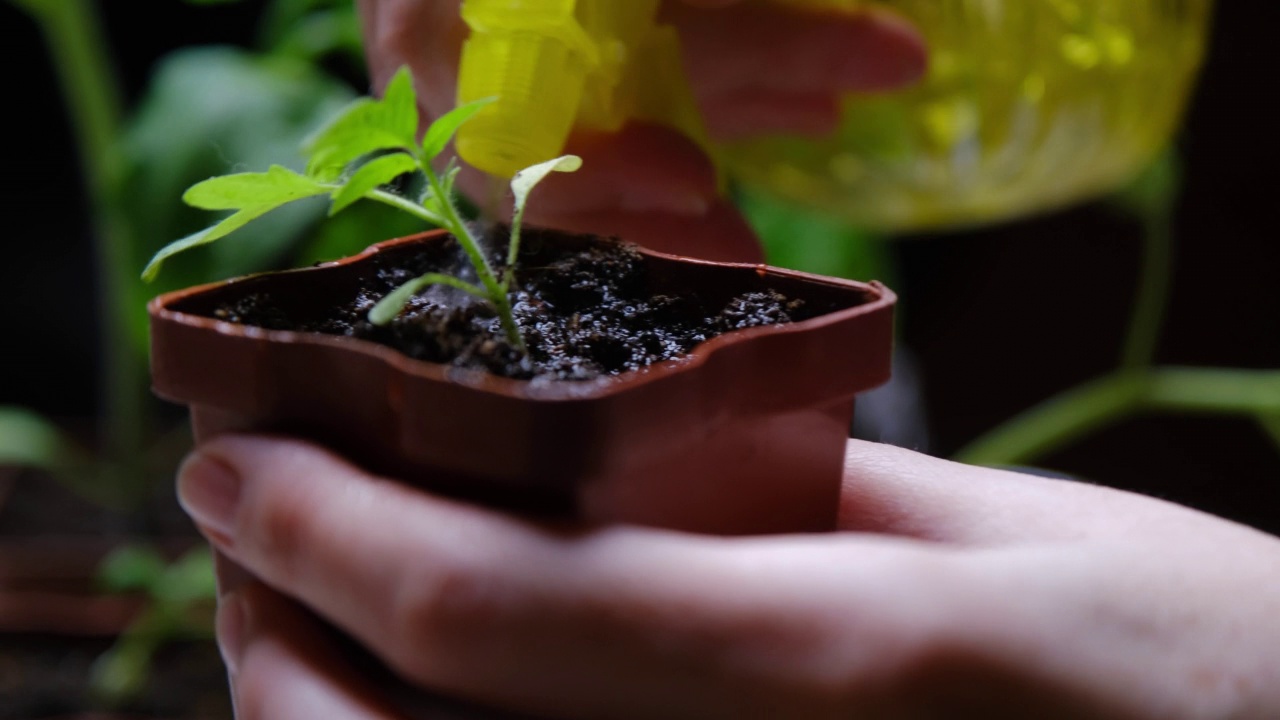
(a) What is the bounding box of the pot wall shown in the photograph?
[154,232,896,535]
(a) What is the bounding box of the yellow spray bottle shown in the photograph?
[455,0,1213,230]
[455,0,708,180]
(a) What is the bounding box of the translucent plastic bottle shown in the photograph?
[724,0,1215,230]
[457,0,1214,230]
[456,0,705,179]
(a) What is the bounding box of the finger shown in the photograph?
[458,123,764,263]
[223,583,408,720]
[180,436,955,718]
[670,4,927,105]
[837,440,1164,544]
[357,0,464,119]
[700,91,842,140]
[546,197,765,263]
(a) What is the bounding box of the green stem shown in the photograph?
[1144,368,1280,415]
[957,157,1185,468]
[954,374,1146,466]
[954,368,1280,466]
[367,188,446,226]
[21,0,146,495]
[1121,199,1175,370]
[1259,415,1280,453]
[421,169,524,350]
[504,203,526,290]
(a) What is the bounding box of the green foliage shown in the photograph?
[738,188,891,284]
[119,47,359,350]
[505,155,584,282]
[92,546,217,705]
[421,98,497,161]
[0,406,76,472]
[145,67,581,349]
[305,67,419,173]
[99,545,169,594]
[143,167,330,281]
[330,153,418,215]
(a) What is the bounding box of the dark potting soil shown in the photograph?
[210,232,813,381]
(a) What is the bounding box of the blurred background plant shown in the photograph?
[1,1,1277,718]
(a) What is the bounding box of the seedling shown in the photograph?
[142,67,581,349]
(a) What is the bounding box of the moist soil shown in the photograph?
[210,231,814,381]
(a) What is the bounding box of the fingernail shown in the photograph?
[216,591,247,677]
[178,451,242,542]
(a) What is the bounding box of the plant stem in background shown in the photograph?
[955,368,1280,466]
[17,0,148,498]
[955,152,1280,466]
[1261,416,1280,450]
[1121,161,1178,371]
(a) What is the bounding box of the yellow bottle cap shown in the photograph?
[456,0,709,178]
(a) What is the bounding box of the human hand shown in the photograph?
[355,0,927,262]
[180,437,1280,719]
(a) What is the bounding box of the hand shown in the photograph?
[355,0,927,262]
[179,437,1280,719]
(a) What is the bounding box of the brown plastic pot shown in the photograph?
[149,230,895,535]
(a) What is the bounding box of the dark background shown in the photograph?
[3,2,1278,531]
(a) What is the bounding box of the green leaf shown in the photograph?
[143,165,331,281]
[98,545,168,594]
[369,273,487,326]
[119,48,356,347]
[0,406,74,471]
[330,153,419,216]
[739,187,890,282]
[506,155,583,278]
[421,97,496,162]
[183,164,328,210]
[292,200,424,266]
[511,155,583,212]
[154,548,217,605]
[305,66,419,174]
[266,6,365,67]
[142,205,277,282]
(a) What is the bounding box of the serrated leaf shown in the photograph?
[305,67,419,174]
[183,165,328,210]
[144,165,332,281]
[0,406,73,471]
[511,155,583,211]
[120,47,356,351]
[330,153,419,216]
[421,97,496,161]
[369,273,487,325]
[142,206,276,281]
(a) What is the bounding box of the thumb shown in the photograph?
[460,123,765,263]
[838,440,1155,545]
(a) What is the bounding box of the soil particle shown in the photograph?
[211,232,810,381]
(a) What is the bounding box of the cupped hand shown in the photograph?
[180,437,1280,719]
[355,0,926,262]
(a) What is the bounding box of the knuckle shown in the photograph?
[386,551,511,681]
[244,482,321,586]
[231,661,272,720]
